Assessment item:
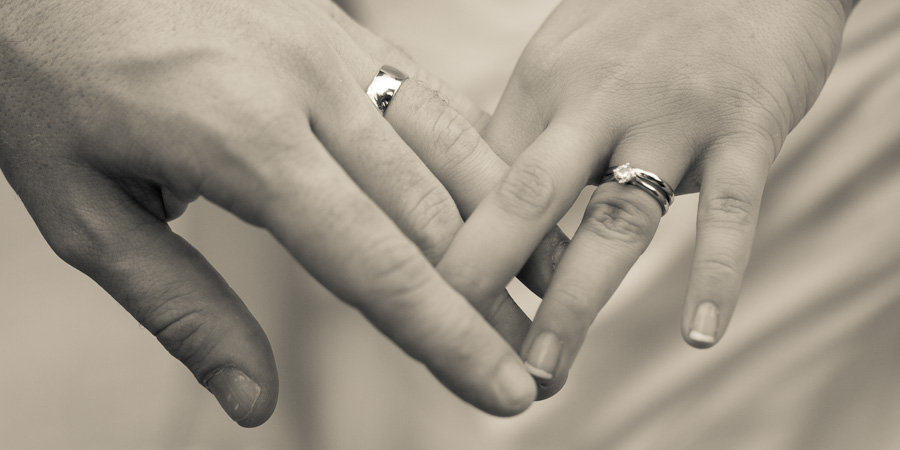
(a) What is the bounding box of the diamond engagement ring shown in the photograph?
[366,65,408,116]
[599,163,676,215]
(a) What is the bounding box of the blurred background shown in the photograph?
[2,1,899,448]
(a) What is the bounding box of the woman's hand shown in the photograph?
[436,0,855,397]
[0,0,560,424]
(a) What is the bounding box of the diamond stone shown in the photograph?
[613,163,636,184]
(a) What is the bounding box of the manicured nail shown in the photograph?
[689,302,719,346]
[495,355,537,410]
[204,367,262,423]
[523,332,561,380]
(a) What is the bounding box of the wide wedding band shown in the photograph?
[366,65,408,116]
[599,163,675,215]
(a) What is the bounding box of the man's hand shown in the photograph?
[0,0,564,424]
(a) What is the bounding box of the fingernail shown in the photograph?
[523,332,561,380]
[204,367,262,423]
[551,240,569,272]
[689,302,719,346]
[495,355,537,410]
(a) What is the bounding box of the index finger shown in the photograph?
[219,126,536,416]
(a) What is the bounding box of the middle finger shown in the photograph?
[310,61,463,262]
[436,113,606,310]
[521,136,689,396]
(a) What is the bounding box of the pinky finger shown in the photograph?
[682,139,772,348]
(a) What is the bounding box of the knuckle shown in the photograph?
[515,40,566,96]
[429,299,482,343]
[238,145,321,224]
[42,203,142,273]
[548,284,596,328]
[404,185,461,261]
[410,303,487,369]
[357,236,434,305]
[496,160,557,219]
[151,304,217,372]
[695,254,742,284]
[428,104,483,175]
[44,226,97,269]
[703,189,757,229]
[581,197,655,245]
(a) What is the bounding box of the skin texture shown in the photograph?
[0,0,862,425]
[0,0,571,425]
[438,0,856,398]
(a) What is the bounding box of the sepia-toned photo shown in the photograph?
[1,0,897,448]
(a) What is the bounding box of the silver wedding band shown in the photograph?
[366,65,408,116]
[599,163,675,215]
